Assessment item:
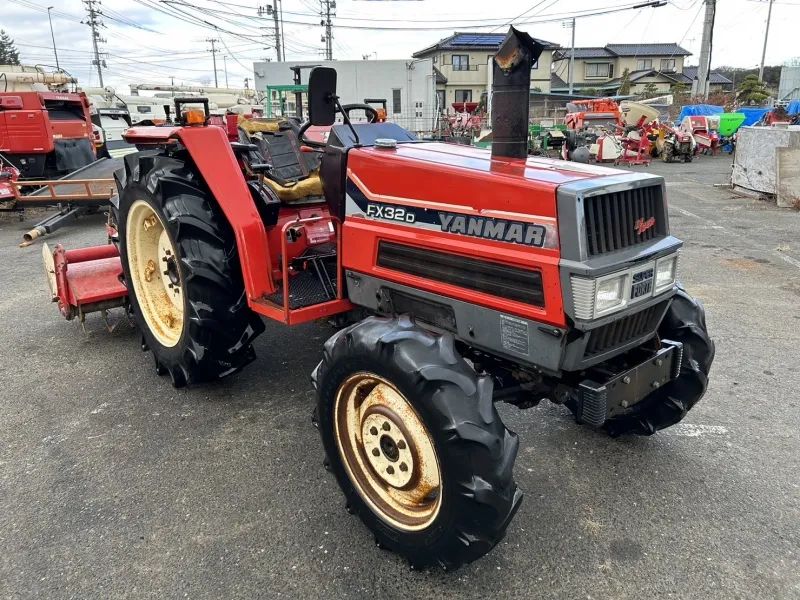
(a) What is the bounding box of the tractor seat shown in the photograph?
[238,121,324,204]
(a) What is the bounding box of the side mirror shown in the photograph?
[308,67,337,126]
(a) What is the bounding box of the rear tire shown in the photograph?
[313,316,522,570]
[118,150,265,387]
[568,284,715,436]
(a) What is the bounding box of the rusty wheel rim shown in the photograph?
[334,372,442,532]
[126,200,184,348]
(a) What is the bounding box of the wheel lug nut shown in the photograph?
[399,463,408,472]
[397,440,406,450]
[386,466,394,475]
[382,422,390,431]
[163,270,169,276]
[372,448,380,457]
[370,426,378,436]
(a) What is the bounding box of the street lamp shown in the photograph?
[47,6,60,71]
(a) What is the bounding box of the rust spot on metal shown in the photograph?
[494,47,521,71]
[144,259,157,282]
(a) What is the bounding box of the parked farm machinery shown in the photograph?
[40,28,714,571]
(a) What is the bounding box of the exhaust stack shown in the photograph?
[491,27,545,160]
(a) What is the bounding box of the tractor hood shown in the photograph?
[347,141,627,220]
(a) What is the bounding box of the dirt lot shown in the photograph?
[1,156,798,599]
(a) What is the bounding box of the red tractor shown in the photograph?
[44,29,713,570]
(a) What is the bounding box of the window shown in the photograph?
[585,63,612,78]
[136,106,152,113]
[637,59,652,70]
[531,58,539,70]
[452,55,469,71]
[454,89,472,103]
[660,58,676,72]
[392,89,402,114]
[415,101,423,118]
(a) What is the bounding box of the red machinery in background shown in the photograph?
[680,116,719,156]
[564,98,623,130]
[0,91,96,179]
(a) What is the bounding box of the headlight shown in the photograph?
[654,255,678,293]
[595,274,626,314]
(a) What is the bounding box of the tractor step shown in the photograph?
[265,270,337,309]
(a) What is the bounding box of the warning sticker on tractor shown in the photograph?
[500,315,529,356]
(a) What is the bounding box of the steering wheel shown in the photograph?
[298,103,379,147]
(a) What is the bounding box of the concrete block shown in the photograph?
[776,147,800,208]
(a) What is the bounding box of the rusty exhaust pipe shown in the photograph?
[491,27,545,161]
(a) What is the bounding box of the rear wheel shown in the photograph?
[313,316,522,570]
[118,150,265,387]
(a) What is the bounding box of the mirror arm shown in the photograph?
[333,95,361,147]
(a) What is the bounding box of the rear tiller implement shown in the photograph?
[42,28,714,570]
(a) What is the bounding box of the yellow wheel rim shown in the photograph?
[335,373,442,532]
[126,200,184,347]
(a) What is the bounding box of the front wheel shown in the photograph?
[568,284,715,436]
[313,316,522,570]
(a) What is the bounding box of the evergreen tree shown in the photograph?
[618,68,632,95]
[0,30,21,66]
[737,74,769,104]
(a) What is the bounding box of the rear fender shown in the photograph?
[176,125,276,298]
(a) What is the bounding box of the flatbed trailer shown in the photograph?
[9,157,120,246]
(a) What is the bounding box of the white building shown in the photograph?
[253,59,438,134]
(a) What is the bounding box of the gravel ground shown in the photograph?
[0,156,798,599]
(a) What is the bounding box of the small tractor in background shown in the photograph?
[41,28,714,571]
[655,123,696,163]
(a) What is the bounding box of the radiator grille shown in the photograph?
[377,241,544,307]
[584,186,663,257]
[584,301,665,357]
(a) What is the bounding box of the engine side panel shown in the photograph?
[341,148,566,327]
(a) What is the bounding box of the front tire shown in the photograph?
[313,316,522,570]
[118,150,265,387]
[568,284,714,436]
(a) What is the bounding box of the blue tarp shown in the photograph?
[787,100,800,115]
[676,104,725,123]
[738,108,771,127]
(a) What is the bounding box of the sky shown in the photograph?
[6,0,800,94]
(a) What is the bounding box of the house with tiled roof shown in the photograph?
[412,32,560,110]
[551,43,732,95]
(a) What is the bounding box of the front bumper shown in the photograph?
[574,339,683,427]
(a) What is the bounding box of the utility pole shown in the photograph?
[759,0,774,82]
[223,56,229,88]
[46,7,60,70]
[82,0,106,87]
[693,0,715,100]
[258,3,282,61]
[567,18,575,95]
[320,0,335,61]
[207,38,219,88]
[170,75,175,96]
[279,0,286,61]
